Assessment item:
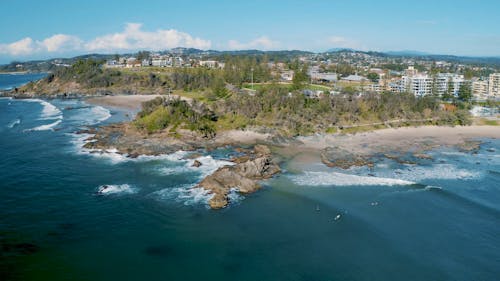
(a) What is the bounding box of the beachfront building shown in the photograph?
[435,73,465,96]
[472,80,489,100]
[401,66,465,97]
[402,74,433,96]
[489,73,500,97]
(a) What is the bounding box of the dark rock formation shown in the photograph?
[192,160,202,167]
[198,145,280,209]
[320,147,373,169]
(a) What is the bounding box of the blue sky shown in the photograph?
[1,0,499,63]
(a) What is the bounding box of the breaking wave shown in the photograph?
[387,164,482,181]
[289,171,415,187]
[68,105,111,126]
[24,99,62,120]
[7,118,21,128]
[25,119,62,132]
[153,184,214,207]
[96,184,137,195]
[154,155,234,178]
[152,185,244,208]
[22,99,63,131]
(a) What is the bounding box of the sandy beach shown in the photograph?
[272,125,500,168]
[85,94,163,110]
[297,125,500,152]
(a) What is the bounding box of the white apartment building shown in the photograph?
[402,74,433,96]
[472,80,489,99]
[151,57,170,67]
[435,73,465,96]
[489,73,500,97]
[402,67,465,97]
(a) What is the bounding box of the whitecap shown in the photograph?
[89,105,112,124]
[153,155,234,178]
[25,119,62,132]
[7,118,21,128]
[24,99,62,120]
[96,184,137,195]
[68,105,111,125]
[227,188,244,205]
[153,184,214,207]
[68,132,196,165]
[289,171,415,187]
[389,164,482,181]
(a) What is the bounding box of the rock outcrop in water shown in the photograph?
[198,145,281,209]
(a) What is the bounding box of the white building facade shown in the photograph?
[489,73,500,97]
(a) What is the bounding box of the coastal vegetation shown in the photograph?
[134,86,471,137]
[14,57,475,138]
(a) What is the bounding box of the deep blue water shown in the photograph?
[1,75,500,281]
[0,73,47,90]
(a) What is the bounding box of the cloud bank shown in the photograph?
[0,23,211,58]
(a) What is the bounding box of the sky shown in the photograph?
[0,0,499,63]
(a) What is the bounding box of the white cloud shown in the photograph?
[41,34,83,52]
[0,23,211,58]
[227,36,279,50]
[0,37,36,56]
[85,23,211,52]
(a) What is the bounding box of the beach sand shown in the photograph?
[86,95,163,110]
[215,130,271,145]
[295,125,500,155]
[267,125,499,168]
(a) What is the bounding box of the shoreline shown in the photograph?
[85,94,164,111]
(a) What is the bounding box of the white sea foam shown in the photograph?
[153,184,214,207]
[68,105,111,125]
[227,188,244,205]
[25,119,62,131]
[96,184,136,195]
[154,155,234,178]
[289,171,415,187]
[154,185,244,207]
[7,118,21,128]
[69,132,198,166]
[389,164,482,181]
[24,99,62,120]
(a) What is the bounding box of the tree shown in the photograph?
[458,82,472,102]
[367,72,380,83]
[137,51,150,61]
[441,77,454,101]
[292,63,309,90]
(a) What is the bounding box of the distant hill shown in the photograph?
[385,50,431,56]
[2,47,499,73]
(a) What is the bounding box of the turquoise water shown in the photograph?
[1,74,500,281]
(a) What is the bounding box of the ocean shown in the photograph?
[1,74,500,281]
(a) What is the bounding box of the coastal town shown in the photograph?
[96,48,500,101]
[2,1,500,280]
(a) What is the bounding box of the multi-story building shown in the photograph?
[489,73,500,97]
[402,74,433,96]
[472,80,489,99]
[435,73,465,96]
[402,67,465,97]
